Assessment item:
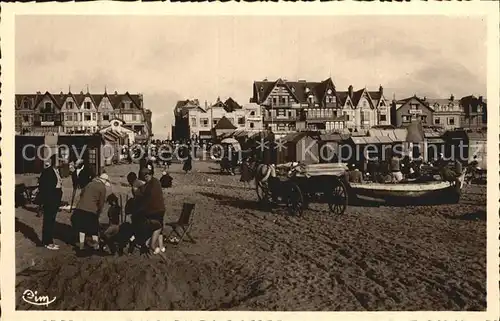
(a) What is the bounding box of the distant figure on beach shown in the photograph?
[71,173,110,253]
[346,164,364,183]
[160,171,173,188]
[183,153,193,173]
[390,154,403,183]
[240,157,253,187]
[38,155,63,250]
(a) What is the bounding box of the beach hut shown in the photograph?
[317,133,343,163]
[276,132,321,164]
[466,131,487,169]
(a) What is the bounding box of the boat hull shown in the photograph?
[349,180,462,205]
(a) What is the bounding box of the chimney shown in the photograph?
[80,91,84,95]
[348,85,353,98]
[205,100,208,109]
[379,85,383,95]
[450,94,454,101]
[478,96,483,103]
[36,91,41,95]
[298,79,306,83]
[114,91,118,96]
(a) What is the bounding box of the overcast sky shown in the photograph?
[16,15,486,138]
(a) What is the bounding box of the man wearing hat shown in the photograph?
[38,155,63,250]
[70,159,96,211]
[72,158,95,190]
[71,173,111,252]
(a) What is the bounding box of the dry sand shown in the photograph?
[14,161,486,310]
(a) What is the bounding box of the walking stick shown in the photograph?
[70,186,77,212]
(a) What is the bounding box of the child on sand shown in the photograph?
[102,193,121,254]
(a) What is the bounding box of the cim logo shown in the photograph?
[22,289,56,307]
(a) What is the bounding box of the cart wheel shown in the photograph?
[287,182,304,216]
[256,180,272,204]
[328,179,348,215]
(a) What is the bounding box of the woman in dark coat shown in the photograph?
[239,157,253,187]
[183,152,193,173]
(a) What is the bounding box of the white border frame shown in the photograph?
[1,2,499,321]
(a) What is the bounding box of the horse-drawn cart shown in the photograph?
[255,163,349,215]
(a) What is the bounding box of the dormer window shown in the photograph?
[84,101,91,109]
[23,101,30,109]
[43,102,52,113]
[68,101,74,109]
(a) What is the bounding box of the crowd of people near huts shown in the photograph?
[33,154,174,255]
[344,152,480,186]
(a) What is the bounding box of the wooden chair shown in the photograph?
[165,203,196,245]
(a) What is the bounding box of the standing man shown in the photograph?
[72,159,95,190]
[38,155,63,250]
[390,153,403,183]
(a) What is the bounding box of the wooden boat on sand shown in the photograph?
[349,173,465,205]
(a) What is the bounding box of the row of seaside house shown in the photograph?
[216,125,487,170]
[15,123,487,175]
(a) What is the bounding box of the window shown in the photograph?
[68,102,74,109]
[411,104,419,110]
[343,112,350,121]
[272,97,277,105]
[434,118,440,125]
[421,115,427,122]
[132,114,138,121]
[44,102,52,113]
[380,100,385,106]
[277,109,286,117]
[66,114,73,121]
[237,117,245,125]
[103,114,110,121]
[448,117,455,125]
[402,115,410,122]
[84,113,91,121]
[23,115,29,122]
[213,119,220,126]
[308,96,314,104]
[190,118,197,127]
[84,102,91,110]
[250,122,254,128]
[92,113,97,121]
[201,118,209,127]
[250,111,255,116]
[24,101,30,109]
[281,97,286,105]
[380,114,387,121]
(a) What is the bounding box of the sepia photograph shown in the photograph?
[1,5,497,318]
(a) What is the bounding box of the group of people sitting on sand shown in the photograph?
[37,153,173,255]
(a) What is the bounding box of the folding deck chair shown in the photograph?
[165,203,196,245]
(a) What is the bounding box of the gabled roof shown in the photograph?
[252,77,336,105]
[224,97,242,112]
[213,116,237,130]
[396,95,434,111]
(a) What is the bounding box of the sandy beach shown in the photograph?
[14,161,486,311]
